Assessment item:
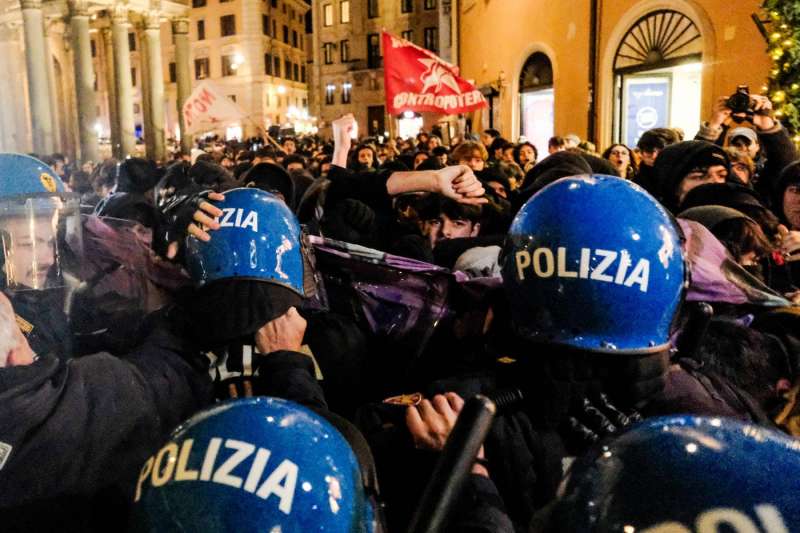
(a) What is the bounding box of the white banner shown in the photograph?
[182,81,246,135]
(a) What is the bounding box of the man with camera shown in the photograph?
[696,87,797,206]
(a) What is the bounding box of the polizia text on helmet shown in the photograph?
[135,438,299,514]
[514,247,650,292]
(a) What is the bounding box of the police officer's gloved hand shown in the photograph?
[562,392,641,453]
[153,186,223,261]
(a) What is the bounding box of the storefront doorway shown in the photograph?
[519,52,554,157]
[612,10,703,147]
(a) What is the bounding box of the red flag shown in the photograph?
[382,31,487,116]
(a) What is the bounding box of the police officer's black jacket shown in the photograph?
[0,325,213,532]
[256,349,514,533]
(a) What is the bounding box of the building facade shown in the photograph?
[457,0,771,156]
[165,0,311,142]
[309,0,451,138]
[0,0,310,161]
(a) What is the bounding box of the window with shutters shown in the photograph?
[220,15,236,36]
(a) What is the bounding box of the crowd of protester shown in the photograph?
[3,88,800,532]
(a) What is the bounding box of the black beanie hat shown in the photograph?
[655,140,730,212]
[117,158,163,194]
[578,152,619,176]
[679,182,767,213]
[521,151,592,195]
[242,162,295,206]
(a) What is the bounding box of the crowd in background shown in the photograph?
[5,88,800,531]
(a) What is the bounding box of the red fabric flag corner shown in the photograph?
[382,31,488,116]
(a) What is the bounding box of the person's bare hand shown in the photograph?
[166,192,225,259]
[406,393,464,450]
[406,393,489,476]
[254,307,307,354]
[332,114,356,149]
[435,165,488,206]
[751,94,776,131]
[786,290,800,304]
[779,227,800,262]
[709,96,732,129]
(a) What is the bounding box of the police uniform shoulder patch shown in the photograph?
[39,172,57,192]
[14,314,33,335]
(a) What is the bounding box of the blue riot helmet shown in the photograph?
[546,416,800,531]
[501,175,685,354]
[184,187,306,295]
[132,397,378,532]
[182,187,314,343]
[0,153,82,292]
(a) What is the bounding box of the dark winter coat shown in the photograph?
[0,325,213,531]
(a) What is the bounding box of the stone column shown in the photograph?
[69,0,98,162]
[171,17,192,154]
[20,0,55,154]
[102,27,121,158]
[142,12,165,161]
[111,7,135,158]
[42,19,61,153]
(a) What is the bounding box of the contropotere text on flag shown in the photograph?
[392,91,486,112]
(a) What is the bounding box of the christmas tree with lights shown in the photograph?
[763,0,800,142]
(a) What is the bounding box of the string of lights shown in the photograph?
[763,0,800,143]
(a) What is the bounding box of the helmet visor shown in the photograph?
[0,193,82,291]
